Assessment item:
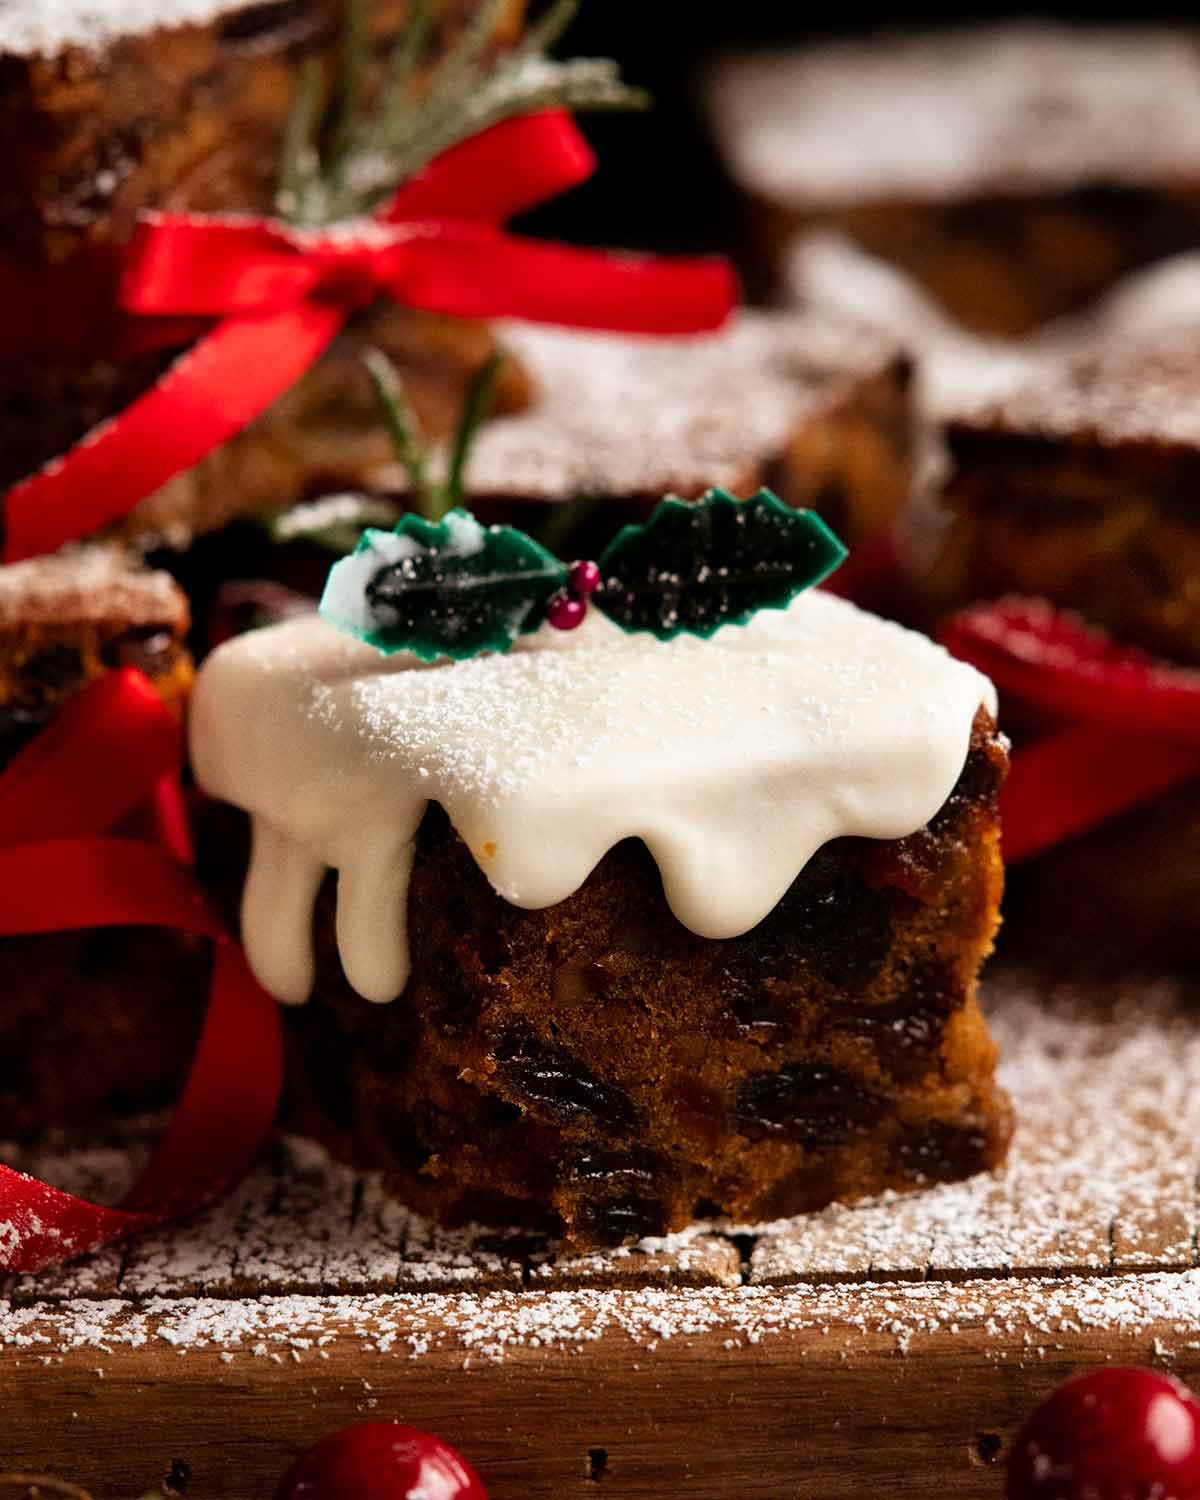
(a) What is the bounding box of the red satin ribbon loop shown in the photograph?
[0,675,281,1273]
[940,597,1200,862]
[383,110,597,222]
[2,110,737,565]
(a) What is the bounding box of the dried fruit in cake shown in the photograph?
[706,24,1200,336]
[190,497,1010,1247]
[0,545,205,1138]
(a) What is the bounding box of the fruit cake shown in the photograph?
[190,505,1010,1249]
[931,334,1200,969]
[0,0,529,559]
[935,332,1200,665]
[0,0,522,264]
[411,313,915,549]
[706,24,1200,337]
[0,544,205,1138]
[205,308,915,624]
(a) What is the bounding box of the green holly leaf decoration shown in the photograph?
[594,488,847,640]
[319,509,568,661]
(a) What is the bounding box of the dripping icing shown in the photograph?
[189,592,996,1005]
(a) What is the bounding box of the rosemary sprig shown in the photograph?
[363,347,432,511]
[445,351,505,510]
[277,0,648,227]
[382,0,432,100]
[327,0,371,173]
[276,57,326,222]
[364,346,506,523]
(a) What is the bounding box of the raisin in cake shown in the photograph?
[190,588,1010,1249]
[0,545,205,1137]
[707,24,1200,337]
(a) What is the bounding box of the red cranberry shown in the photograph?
[275,1424,487,1500]
[546,593,587,631]
[1007,1367,1200,1500]
[567,560,601,597]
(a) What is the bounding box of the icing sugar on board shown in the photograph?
[2,967,1200,1497]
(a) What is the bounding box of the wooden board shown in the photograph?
[1,967,1199,1498]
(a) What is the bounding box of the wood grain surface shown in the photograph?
[1,967,1198,1498]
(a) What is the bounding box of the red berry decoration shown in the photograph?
[567,559,601,597]
[546,592,588,632]
[1007,1367,1200,1500]
[275,1424,487,1500]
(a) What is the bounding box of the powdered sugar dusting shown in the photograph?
[9,1271,1200,1366]
[0,543,185,630]
[0,0,254,56]
[708,24,1200,207]
[952,327,1200,448]
[751,971,1200,1286]
[387,312,904,504]
[5,970,1200,1361]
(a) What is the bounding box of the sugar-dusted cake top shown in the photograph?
[708,24,1200,207]
[0,543,186,631]
[396,311,906,504]
[191,591,994,1006]
[0,0,256,55]
[950,330,1200,450]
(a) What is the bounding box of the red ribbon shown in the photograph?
[2,111,737,564]
[0,673,281,1272]
[940,598,1200,863]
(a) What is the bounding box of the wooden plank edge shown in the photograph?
[4,1273,1200,1497]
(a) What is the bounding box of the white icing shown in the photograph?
[189,593,995,1006]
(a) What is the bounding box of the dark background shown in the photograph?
[526,5,1196,254]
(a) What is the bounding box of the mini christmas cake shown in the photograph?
[929,334,1200,969]
[936,332,1200,664]
[0,544,204,1137]
[203,309,914,627]
[706,24,1200,337]
[190,492,1011,1248]
[96,309,532,553]
[0,0,531,558]
[398,313,914,548]
[0,0,522,262]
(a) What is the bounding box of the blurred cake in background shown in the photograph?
[0,0,530,560]
[706,24,1200,337]
[0,546,205,1138]
[926,333,1200,970]
[202,309,918,631]
[392,313,915,549]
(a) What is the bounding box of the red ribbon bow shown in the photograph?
[0,674,281,1272]
[2,111,737,564]
[941,598,1200,862]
